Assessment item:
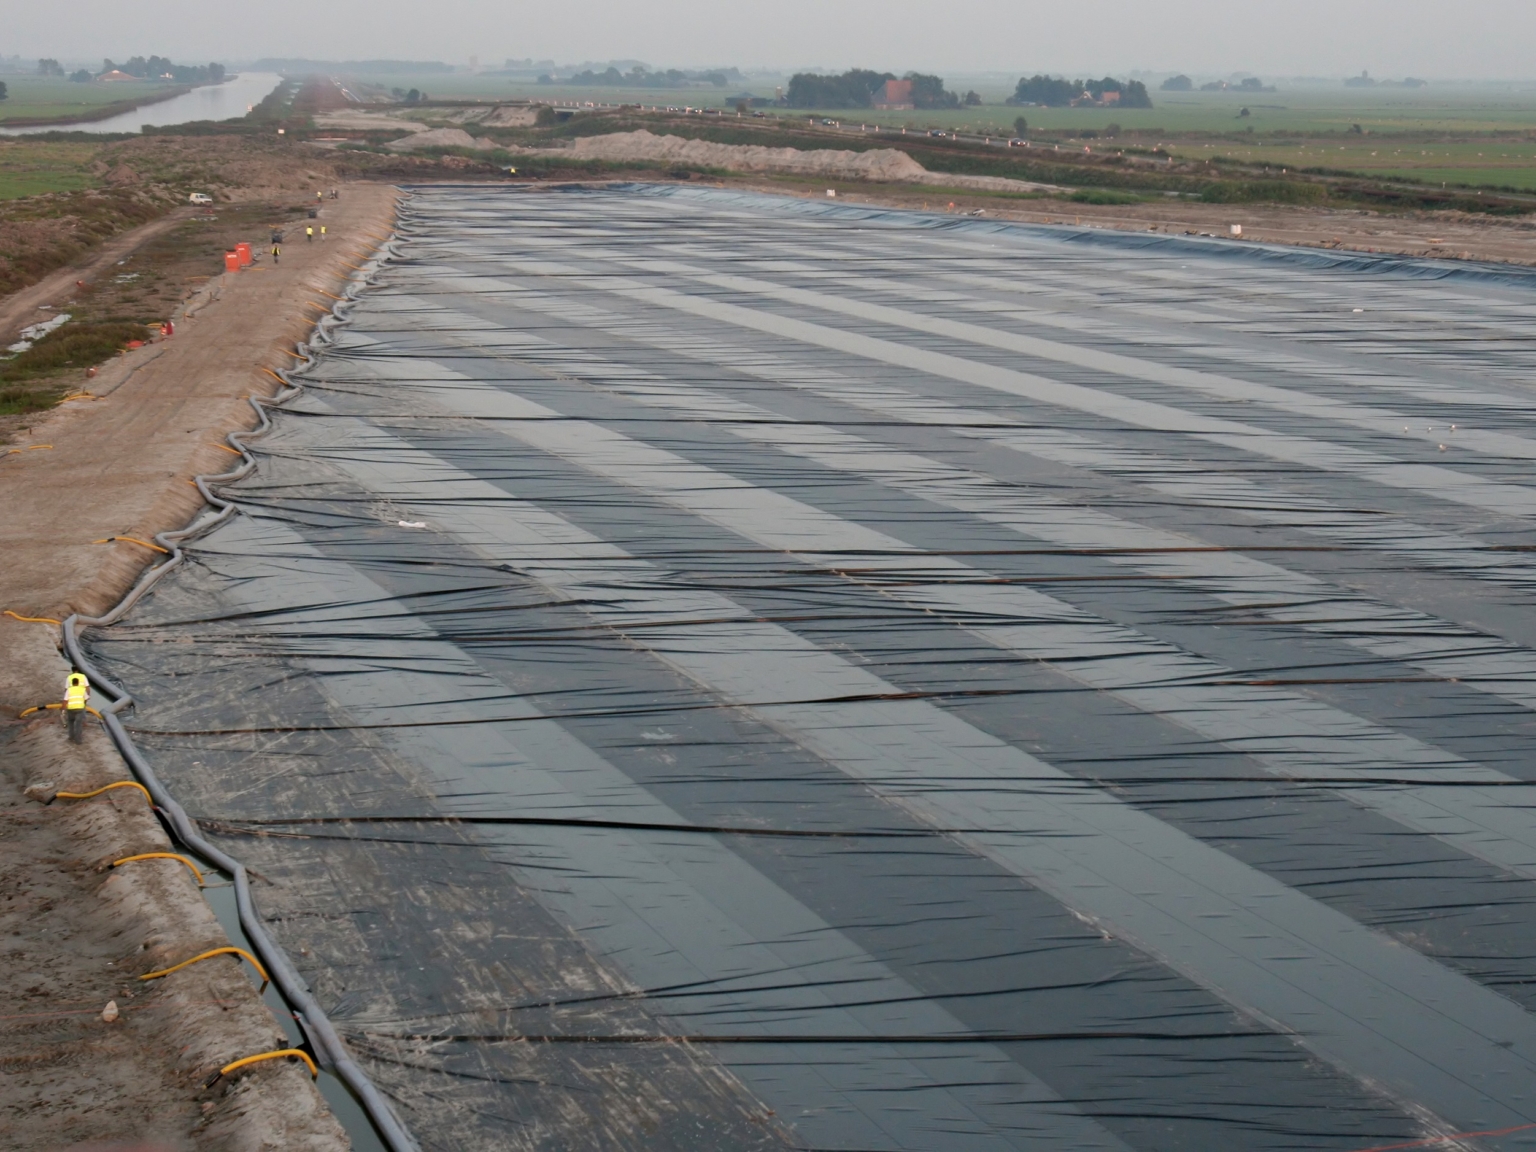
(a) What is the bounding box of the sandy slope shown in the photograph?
[0,180,400,1151]
[543,129,1061,192]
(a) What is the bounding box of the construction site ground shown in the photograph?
[0,167,1533,1149]
[0,182,398,1151]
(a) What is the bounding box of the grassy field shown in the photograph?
[0,142,100,198]
[1166,138,1536,191]
[0,76,171,125]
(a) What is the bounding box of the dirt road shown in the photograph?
[0,208,195,347]
[0,181,399,1151]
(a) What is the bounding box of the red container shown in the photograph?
[224,251,240,273]
[235,242,252,267]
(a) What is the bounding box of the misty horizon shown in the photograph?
[2,0,1533,82]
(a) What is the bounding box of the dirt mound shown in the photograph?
[386,127,496,153]
[565,129,928,181]
[447,105,540,127]
[555,130,1060,192]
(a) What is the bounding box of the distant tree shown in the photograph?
[785,69,893,108]
[963,89,981,106]
[69,69,92,83]
[1013,115,1028,136]
[1161,74,1192,91]
[735,100,748,114]
[209,62,226,82]
[534,104,556,126]
[1238,107,1251,117]
[1239,77,1263,90]
[906,73,959,109]
[38,58,64,76]
[404,88,422,103]
[1104,122,1121,137]
[1010,74,1078,107]
[0,82,7,101]
[1120,80,1153,108]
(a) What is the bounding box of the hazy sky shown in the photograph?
[7,0,1534,79]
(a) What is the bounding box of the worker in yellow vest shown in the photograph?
[63,670,89,744]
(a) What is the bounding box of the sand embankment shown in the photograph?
[386,127,497,152]
[0,182,400,1151]
[546,129,1061,193]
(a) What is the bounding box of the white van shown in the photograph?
[188,192,214,205]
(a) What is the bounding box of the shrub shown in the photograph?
[1199,180,1327,205]
[0,322,151,384]
[1069,188,1142,205]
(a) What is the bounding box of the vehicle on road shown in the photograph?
[1008,138,1029,147]
[188,192,213,205]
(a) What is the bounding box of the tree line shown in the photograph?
[547,66,736,88]
[785,70,978,109]
[783,69,1148,109]
[36,56,225,84]
[1008,75,1152,108]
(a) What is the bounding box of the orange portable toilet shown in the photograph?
[224,251,240,273]
[235,242,252,266]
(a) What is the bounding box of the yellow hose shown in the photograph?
[92,536,170,554]
[4,610,62,625]
[111,852,205,886]
[205,1047,318,1087]
[141,946,270,991]
[210,443,242,456]
[55,781,153,805]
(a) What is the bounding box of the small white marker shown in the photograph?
[398,520,427,529]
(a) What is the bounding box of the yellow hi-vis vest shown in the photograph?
[64,673,89,711]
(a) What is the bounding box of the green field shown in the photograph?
[0,141,99,198]
[1165,138,1536,191]
[0,76,172,125]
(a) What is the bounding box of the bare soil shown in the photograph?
[1,200,326,439]
[0,180,400,1150]
[0,629,347,1152]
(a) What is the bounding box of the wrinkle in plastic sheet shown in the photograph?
[86,185,1536,1152]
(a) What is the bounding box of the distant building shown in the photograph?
[96,70,137,82]
[873,78,913,110]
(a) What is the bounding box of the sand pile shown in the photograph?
[566,130,927,180]
[448,105,541,127]
[386,127,497,152]
[313,110,429,133]
[550,130,1060,192]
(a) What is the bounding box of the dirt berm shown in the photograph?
[542,129,1061,193]
[0,182,400,1151]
